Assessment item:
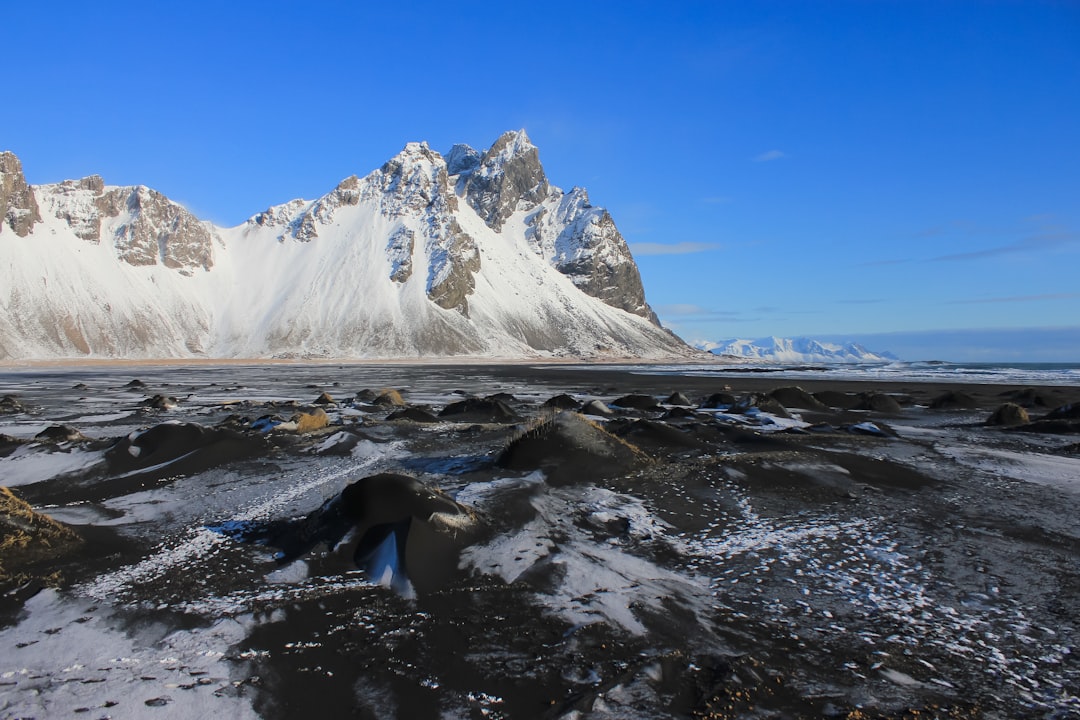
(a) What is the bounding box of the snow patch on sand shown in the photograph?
[0,590,258,720]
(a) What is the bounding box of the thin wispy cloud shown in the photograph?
[753,150,786,162]
[932,232,1078,262]
[656,304,743,319]
[702,195,733,205]
[630,241,722,256]
[949,292,1080,305]
[856,257,913,267]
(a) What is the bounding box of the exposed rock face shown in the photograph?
[534,192,658,322]
[110,186,216,272]
[465,130,549,232]
[450,131,660,325]
[0,151,41,237]
[35,175,215,273]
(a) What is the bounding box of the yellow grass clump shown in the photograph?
[0,486,81,586]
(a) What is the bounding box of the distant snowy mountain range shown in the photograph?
[0,131,694,361]
[698,337,898,364]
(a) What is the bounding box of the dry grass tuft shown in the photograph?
[1,486,81,585]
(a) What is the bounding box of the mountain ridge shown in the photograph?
[699,336,898,364]
[0,132,692,361]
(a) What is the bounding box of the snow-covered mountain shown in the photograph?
[700,337,898,364]
[0,132,693,360]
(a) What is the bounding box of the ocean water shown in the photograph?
[614,361,1080,386]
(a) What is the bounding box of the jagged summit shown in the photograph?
[0,133,689,361]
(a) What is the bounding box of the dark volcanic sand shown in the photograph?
[0,363,1078,719]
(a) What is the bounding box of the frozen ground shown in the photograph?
[1,364,1078,719]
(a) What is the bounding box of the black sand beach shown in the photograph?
[1,363,1078,719]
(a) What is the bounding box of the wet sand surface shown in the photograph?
[0,363,1078,719]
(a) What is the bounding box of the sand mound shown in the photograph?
[1001,388,1050,408]
[387,407,440,423]
[930,391,979,409]
[700,392,737,409]
[292,408,330,433]
[856,393,903,414]
[666,392,693,407]
[543,394,581,410]
[374,389,406,407]
[987,403,1030,426]
[812,390,861,410]
[769,386,828,410]
[440,398,521,423]
[613,394,661,411]
[105,422,266,479]
[498,411,650,484]
[1046,403,1080,420]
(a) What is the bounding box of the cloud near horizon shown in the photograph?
[630,241,723,256]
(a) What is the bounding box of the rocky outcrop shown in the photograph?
[449,133,660,325]
[536,194,658,323]
[464,130,549,232]
[35,175,216,273]
[0,151,41,237]
[110,186,216,272]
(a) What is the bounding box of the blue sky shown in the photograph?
[4,1,1078,361]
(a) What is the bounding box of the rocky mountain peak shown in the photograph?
[0,151,42,237]
[463,129,549,232]
[445,144,481,176]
